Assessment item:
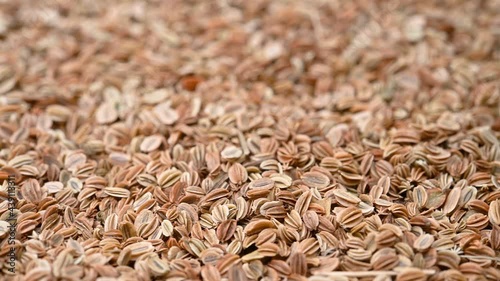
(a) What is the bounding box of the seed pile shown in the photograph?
[0,0,499,280]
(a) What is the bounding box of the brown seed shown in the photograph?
[371,248,399,270]
[181,75,203,91]
[459,186,476,207]
[21,178,47,204]
[200,248,224,265]
[257,242,279,257]
[302,171,330,188]
[436,250,460,269]
[298,237,320,256]
[347,248,372,261]
[103,187,131,198]
[288,252,307,276]
[241,250,264,262]
[425,189,446,209]
[140,135,163,152]
[413,234,434,252]
[242,260,264,280]
[443,186,461,215]
[303,210,319,230]
[271,173,293,189]
[147,255,170,276]
[336,206,363,229]
[201,265,221,281]
[466,213,489,230]
[295,190,313,216]
[332,189,361,207]
[413,185,428,208]
[216,254,240,275]
[154,102,179,125]
[245,219,276,236]
[157,168,182,188]
[44,181,64,194]
[396,268,427,281]
[488,199,500,225]
[490,225,500,250]
[249,177,275,190]
[221,146,243,160]
[228,163,248,184]
[268,259,292,276]
[95,102,118,124]
[260,201,286,218]
[123,242,154,260]
[217,219,237,242]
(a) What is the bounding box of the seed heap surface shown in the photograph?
[0,0,499,281]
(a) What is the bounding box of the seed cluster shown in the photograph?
[0,0,499,281]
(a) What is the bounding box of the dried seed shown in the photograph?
[96,103,118,124]
[154,102,178,125]
[201,265,221,281]
[228,163,248,184]
[413,234,434,252]
[332,189,361,207]
[295,190,313,216]
[302,171,330,188]
[103,187,130,198]
[303,210,319,230]
[395,268,427,281]
[336,206,363,229]
[443,186,461,215]
[288,252,307,276]
[221,146,243,160]
[245,219,276,236]
[488,200,500,225]
[140,135,163,152]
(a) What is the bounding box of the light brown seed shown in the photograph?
[147,255,170,276]
[295,190,313,216]
[249,177,275,190]
[200,248,224,265]
[154,102,178,125]
[488,199,500,226]
[201,265,221,281]
[413,185,428,208]
[123,241,154,260]
[443,186,461,215]
[303,210,319,230]
[413,234,434,252]
[140,135,163,152]
[44,181,64,194]
[332,189,361,207]
[95,102,118,124]
[228,163,248,184]
[221,146,243,160]
[216,254,240,274]
[157,168,182,188]
[21,178,47,204]
[245,219,276,236]
[288,252,307,276]
[271,173,292,189]
[103,187,131,198]
[336,206,363,229]
[301,171,330,188]
[395,268,427,281]
[217,219,237,242]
